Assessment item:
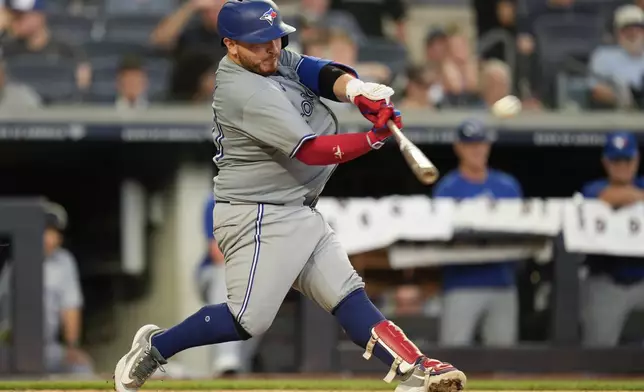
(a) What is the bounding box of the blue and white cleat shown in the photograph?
[114,324,167,392]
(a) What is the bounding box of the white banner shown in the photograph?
[451,198,565,235]
[563,200,644,257]
[316,196,644,258]
[315,196,454,255]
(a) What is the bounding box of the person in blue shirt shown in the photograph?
[579,131,644,347]
[195,195,258,376]
[432,119,523,347]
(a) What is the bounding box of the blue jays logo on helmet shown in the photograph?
[260,8,278,25]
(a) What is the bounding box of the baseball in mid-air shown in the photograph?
[491,95,522,118]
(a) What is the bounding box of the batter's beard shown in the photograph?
[238,53,279,76]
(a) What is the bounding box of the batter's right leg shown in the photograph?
[295,216,466,392]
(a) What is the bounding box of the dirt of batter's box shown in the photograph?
[12,390,636,392]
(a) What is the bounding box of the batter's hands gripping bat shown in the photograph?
[386,119,439,185]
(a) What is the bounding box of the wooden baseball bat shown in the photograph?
[387,119,439,185]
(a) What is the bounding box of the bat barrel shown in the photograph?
[387,120,440,185]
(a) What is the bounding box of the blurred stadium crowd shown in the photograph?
[1,0,644,110]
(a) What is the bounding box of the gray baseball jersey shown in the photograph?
[212,49,342,205]
[210,51,364,336]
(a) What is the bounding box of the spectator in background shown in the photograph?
[441,29,480,107]
[313,29,391,83]
[432,119,522,347]
[398,65,437,110]
[580,131,644,347]
[287,0,365,48]
[514,0,580,107]
[301,32,330,58]
[41,203,93,375]
[115,55,149,111]
[330,0,406,43]
[473,0,517,61]
[0,0,91,90]
[0,59,41,108]
[0,203,94,374]
[424,28,448,68]
[516,0,577,58]
[150,0,226,62]
[477,59,512,108]
[169,51,216,103]
[106,0,176,15]
[393,285,425,316]
[423,28,449,108]
[589,5,644,110]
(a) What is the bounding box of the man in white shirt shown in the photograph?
[589,5,644,109]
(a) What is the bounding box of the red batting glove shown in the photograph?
[354,96,396,129]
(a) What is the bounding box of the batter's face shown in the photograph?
[225,38,281,76]
[603,155,639,184]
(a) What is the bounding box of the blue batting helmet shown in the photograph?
[217,0,296,48]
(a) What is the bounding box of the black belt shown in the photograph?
[216,198,317,207]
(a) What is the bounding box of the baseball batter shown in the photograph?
[113,2,465,392]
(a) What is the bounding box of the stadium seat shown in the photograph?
[103,15,162,45]
[533,13,604,107]
[84,41,150,59]
[43,0,69,13]
[47,14,96,45]
[357,38,408,77]
[86,61,119,103]
[5,57,79,104]
[104,0,177,15]
[533,14,604,60]
[146,59,172,102]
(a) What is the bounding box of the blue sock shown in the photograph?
[332,288,395,368]
[151,303,244,359]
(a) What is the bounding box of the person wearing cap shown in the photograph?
[432,119,523,347]
[588,4,644,109]
[579,131,644,347]
[1,0,92,91]
[0,202,94,374]
[41,203,94,375]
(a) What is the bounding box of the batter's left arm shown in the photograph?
[282,50,393,106]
